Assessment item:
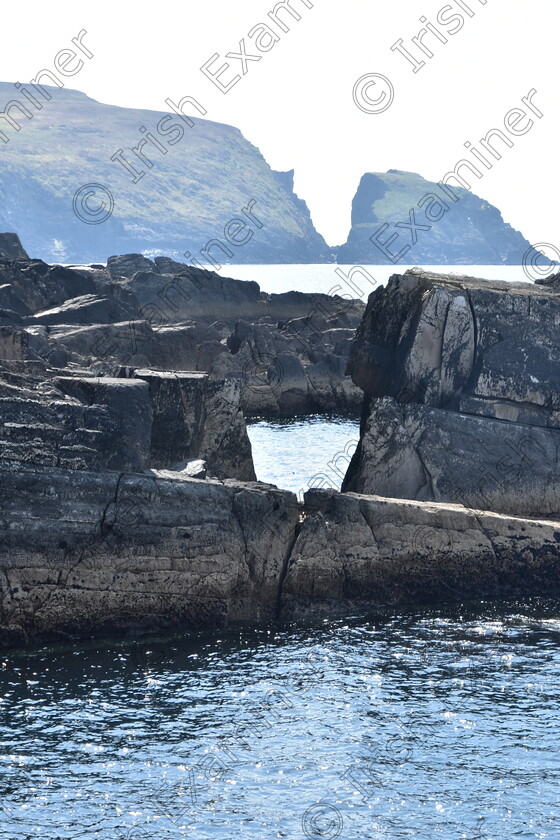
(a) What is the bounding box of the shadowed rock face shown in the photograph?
[0,241,260,481]
[3,464,560,645]
[0,464,298,645]
[0,233,28,261]
[0,368,255,480]
[3,251,560,644]
[343,269,560,516]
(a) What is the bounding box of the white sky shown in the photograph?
[1,0,557,249]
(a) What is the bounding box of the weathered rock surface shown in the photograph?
[343,397,560,516]
[282,489,560,618]
[344,269,560,517]
[0,463,298,645]
[3,252,560,646]
[0,240,364,415]
[3,466,560,645]
[0,368,255,481]
[0,259,97,316]
[129,369,255,481]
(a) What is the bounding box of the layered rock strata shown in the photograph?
[282,489,560,618]
[343,269,560,517]
[2,254,560,646]
[2,468,560,644]
[0,236,364,416]
[0,463,297,645]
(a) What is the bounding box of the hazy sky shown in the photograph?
[1,0,557,249]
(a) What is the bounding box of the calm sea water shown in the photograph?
[247,415,359,497]
[214,264,535,298]
[2,600,560,838]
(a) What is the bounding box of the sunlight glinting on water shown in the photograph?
[2,601,560,838]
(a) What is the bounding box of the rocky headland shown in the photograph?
[0,83,330,264]
[0,83,538,266]
[1,238,560,646]
[337,171,535,265]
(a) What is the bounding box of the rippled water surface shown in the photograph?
[0,265,553,837]
[2,599,560,838]
[247,415,359,496]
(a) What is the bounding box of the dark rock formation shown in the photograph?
[128,369,255,480]
[0,367,254,481]
[536,271,560,294]
[0,243,261,481]
[0,463,297,645]
[3,464,560,645]
[282,489,560,619]
[0,233,29,261]
[337,171,535,265]
[343,269,560,517]
[0,240,364,415]
[0,259,97,317]
[3,250,560,646]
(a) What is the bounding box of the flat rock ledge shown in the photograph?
[282,489,560,618]
[2,467,560,647]
[0,463,298,647]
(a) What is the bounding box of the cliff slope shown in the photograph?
[0,83,329,264]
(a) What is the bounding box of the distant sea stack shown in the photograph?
[337,170,534,265]
[0,83,330,265]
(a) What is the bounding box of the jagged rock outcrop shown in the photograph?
[343,269,560,517]
[337,171,535,264]
[0,366,255,481]
[0,259,97,320]
[342,397,560,517]
[0,241,364,415]
[4,253,560,646]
